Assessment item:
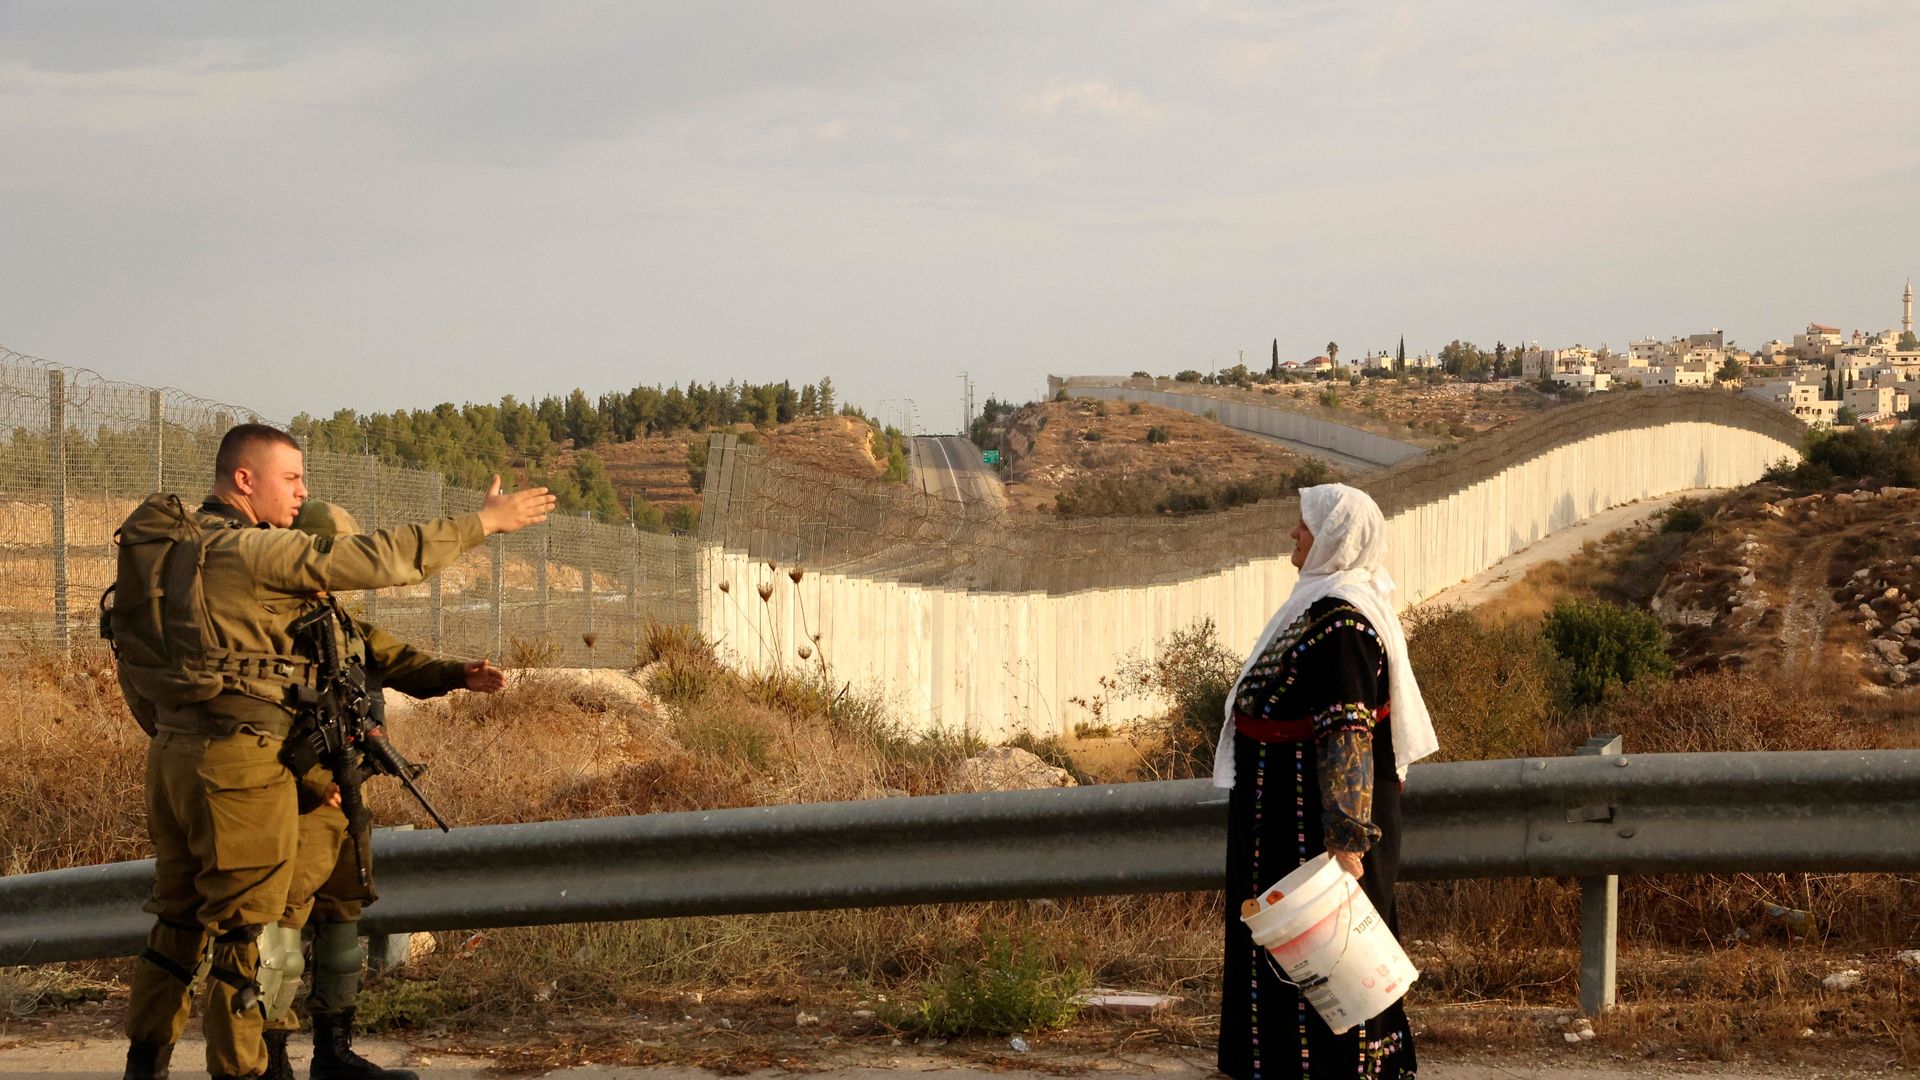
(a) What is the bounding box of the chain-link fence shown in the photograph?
[0,347,697,665]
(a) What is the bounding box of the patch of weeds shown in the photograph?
[355,978,469,1032]
[507,635,559,669]
[884,934,1088,1037]
[675,707,778,770]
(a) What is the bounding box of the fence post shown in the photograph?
[429,474,444,652]
[48,370,69,650]
[1576,733,1622,1017]
[536,521,550,640]
[490,534,504,659]
[580,511,594,649]
[148,390,164,491]
[362,455,378,622]
[627,524,640,653]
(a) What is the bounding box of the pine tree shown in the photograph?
[817,377,836,416]
[1270,338,1280,378]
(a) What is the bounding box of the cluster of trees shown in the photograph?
[291,377,844,529]
[1767,423,1920,490]
[1435,340,1527,379]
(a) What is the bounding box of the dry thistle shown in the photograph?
[582,632,598,650]
[718,581,731,594]
[798,645,813,660]
[757,583,774,602]
[766,558,778,572]
[811,632,822,643]
[789,566,805,583]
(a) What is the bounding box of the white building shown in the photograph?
[1615,363,1711,389]
[1744,378,1840,426]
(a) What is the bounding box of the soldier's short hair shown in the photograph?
[214,423,301,481]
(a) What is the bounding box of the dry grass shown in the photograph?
[2,631,1915,1064]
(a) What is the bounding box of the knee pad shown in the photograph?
[307,921,366,1013]
[256,923,307,1023]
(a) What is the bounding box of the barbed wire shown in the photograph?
[0,346,696,665]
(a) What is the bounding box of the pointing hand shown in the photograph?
[478,475,556,536]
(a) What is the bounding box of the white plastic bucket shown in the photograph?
[1240,853,1419,1034]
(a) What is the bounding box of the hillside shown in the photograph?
[551,414,889,519]
[1114,375,1553,442]
[993,398,1323,516]
[1652,484,1920,689]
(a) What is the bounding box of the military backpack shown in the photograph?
[99,493,240,734]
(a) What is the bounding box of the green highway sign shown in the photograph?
[982,450,1000,465]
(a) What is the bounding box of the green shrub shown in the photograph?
[355,979,468,1032]
[1541,599,1673,709]
[1145,425,1170,445]
[886,934,1087,1037]
[1174,370,1203,382]
[1074,618,1242,779]
[1661,504,1706,533]
[1082,429,1104,442]
[1127,401,1143,415]
[1202,408,1218,422]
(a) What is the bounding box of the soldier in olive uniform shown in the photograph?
[111,424,552,1080]
[254,500,505,1080]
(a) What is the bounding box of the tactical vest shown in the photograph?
[101,494,315,735]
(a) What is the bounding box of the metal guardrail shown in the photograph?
[4,748,1917,1010]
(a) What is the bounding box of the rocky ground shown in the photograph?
[1651,485,1920,689]
[992,398,1310,515]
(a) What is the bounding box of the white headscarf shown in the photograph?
[1211,483,1438,787]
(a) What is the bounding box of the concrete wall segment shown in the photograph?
[696,392,1800,739]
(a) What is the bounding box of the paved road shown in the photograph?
[909,435,1004,509]
[0,1038,1858,1078]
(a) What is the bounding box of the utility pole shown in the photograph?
[958,371,974,434]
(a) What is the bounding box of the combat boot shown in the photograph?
[121,1039,172,1080]
[263,1029,296,1080]
[310,1008,418,1080]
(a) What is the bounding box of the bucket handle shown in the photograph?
[1258,880,1358,991]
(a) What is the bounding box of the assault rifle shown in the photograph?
[286,603,452,884]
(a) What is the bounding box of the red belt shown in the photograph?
[1233,713,1314,742]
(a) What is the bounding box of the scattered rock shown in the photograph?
[1822,969,1863,991]
[851,1009,876,1020]
[956,746,1078,791]
[1880,486,1916,497]
[1008,1036,1031,1053]
[1738,573,1756,588]
[1883,587,1903,602]
[795,1012,820,1027]
[1870,639,1906,664]
[1897,949,1920,970]
[1893,618,1918,636]
[1563,1032,1583,1044]
[1854,568,1872,580]
[1859,604,1876,619]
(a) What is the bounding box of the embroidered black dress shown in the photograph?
[1218,596,1416,1080]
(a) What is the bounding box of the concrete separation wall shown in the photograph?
[1056,378,1425,467]
[698,391,1803,739]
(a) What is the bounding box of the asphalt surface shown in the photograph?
[0,1038,1855,1078]
[909,435,1004,509]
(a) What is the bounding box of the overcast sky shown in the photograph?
[2,1,1916,429]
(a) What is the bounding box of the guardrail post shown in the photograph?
[1576,733,1622,1017]
[48,370,69,650]
[364,825,415,972]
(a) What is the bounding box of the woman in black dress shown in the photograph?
[1214,484,1436,1080]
